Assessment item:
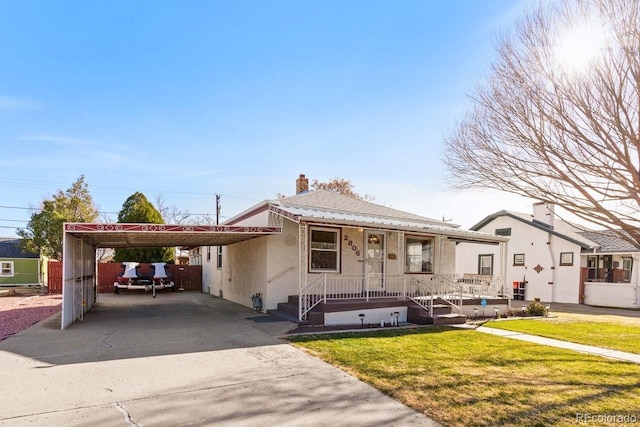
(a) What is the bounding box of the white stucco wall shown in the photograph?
[584,282,640,308]
[202,246,222,296]
[438,236,456,275]
[221,235,268,310]
[456,216,582,303]
[265,220,300,310]
[235,210,270,226]
[547,234,582,303]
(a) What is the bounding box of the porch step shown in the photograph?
[276,299,324,325]
[407,304,467,326]
[277,300,300,317]
[431,313,467,326]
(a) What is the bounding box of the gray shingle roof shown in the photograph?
[265,190,508,244]
[577,230,638,253]
[274,190,454,228]
[0,238,39,258]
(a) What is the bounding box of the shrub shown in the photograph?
[526,301,547,316]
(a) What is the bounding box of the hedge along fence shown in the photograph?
[47,261,202,293]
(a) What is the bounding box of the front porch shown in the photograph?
[273,273,511,327]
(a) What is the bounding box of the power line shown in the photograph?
[0,205,40,211]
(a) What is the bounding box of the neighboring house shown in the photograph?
[0,238,41,287]
[577,229,640,308]
[202,175,509,326]
[456,202,640,308]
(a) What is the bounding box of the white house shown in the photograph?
[456,202,640,308]
[202,175,509,326]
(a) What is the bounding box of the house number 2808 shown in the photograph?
[343,235,361,256]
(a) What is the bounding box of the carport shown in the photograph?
[61,222,281,329]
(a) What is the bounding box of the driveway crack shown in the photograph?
[114,402,142,427]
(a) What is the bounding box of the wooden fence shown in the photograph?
[47,261,202,294]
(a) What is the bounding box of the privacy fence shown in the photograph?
[47,261,202,293]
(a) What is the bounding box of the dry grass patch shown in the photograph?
[289,328,640,427]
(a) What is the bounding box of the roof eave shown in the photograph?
[298,216,507,243]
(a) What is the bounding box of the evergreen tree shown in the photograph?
[113,192,175,263]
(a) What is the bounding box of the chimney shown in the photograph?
[296,174,309,194]
[532,202,555,228]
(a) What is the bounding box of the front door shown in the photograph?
[365,231,385,290]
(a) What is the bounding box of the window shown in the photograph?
[206,246,211,262]
[478,254,493,275]
[495,228,511,236]
[310,227,340,272]
[623,257,633,282]
[513,253,525,266]
[405,237,434,273]
[559,252,574,266]
[217,246,223,269]
[1,261,14,277]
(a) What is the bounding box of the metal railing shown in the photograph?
[299,273,506,320]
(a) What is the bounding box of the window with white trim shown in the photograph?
[478,254,493,275]
[623,257,633,281]
[1,261,14,277]
[405,237,434,273]
[309,227,340,272]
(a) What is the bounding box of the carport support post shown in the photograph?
[61,231,75,329]
[61,224,98,330]
[298,222,308,321]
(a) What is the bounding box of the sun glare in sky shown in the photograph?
[552,18,609,73]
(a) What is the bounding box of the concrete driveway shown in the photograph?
[0,292,439,426]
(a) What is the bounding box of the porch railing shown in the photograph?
[299,273,507,321]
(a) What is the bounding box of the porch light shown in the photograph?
[545,304,551,316]
[521,305,526,313]
[359,313,365,328]
[494,307,500,318]
[473,307,479,319]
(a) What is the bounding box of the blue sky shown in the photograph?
[0,0,539,236]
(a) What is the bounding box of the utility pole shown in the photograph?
[215,194,222,269]
[215,194,220,225]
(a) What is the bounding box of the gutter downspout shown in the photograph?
[546,232,556,303]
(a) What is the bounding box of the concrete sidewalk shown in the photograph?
[476,326,640,364]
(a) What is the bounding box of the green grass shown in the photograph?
[289,328,640,427]
[484,317,640,355]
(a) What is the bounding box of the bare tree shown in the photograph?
[311,177,375,201]
[444,0,640,247]
[190,214,217,225]
[154,194,192,224]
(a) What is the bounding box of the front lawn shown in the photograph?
[289,328,640,427]
[484,316,640,355]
